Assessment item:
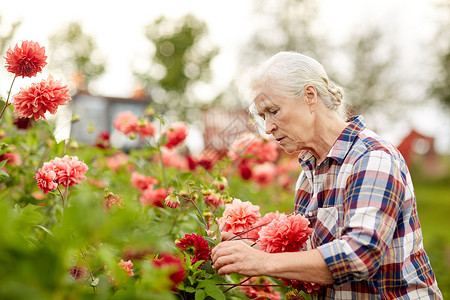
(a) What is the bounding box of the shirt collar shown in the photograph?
[298,115,366,168]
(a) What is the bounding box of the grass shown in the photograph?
[414,174,450,298]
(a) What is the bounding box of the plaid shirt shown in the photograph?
[295,116,442,299]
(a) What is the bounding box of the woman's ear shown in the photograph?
[304,84,317,105]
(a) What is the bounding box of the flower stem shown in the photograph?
[56,186,65,224]
[80,249,97,294]
[0,76,17,120]
[177,194,209,230]
[222,276,253,293]
[228,222,271,241]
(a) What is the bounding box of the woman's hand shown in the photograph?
[211,240,269,276]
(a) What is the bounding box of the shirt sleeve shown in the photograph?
[317,150,405,285]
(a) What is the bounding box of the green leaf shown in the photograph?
[204,284,225,300]
[185,286,196,293]
[34,225,55,237]
[195,289,206,300]
[0,159,8,169]
[196,279,215,289]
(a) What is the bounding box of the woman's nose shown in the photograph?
[265,119,276,135]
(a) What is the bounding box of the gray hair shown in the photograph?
[250,51,347,119]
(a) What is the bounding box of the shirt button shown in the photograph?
[308,212,313,216]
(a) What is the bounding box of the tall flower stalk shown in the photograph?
[0,76,17,120]
[1,40,48,121]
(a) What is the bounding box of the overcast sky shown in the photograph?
[1,0,449,152]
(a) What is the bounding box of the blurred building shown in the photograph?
[397,130,446,177]
[200,107,257,161]
[70,92,149,150]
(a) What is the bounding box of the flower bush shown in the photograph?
[0,41,312,299]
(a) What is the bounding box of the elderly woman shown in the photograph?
[211,52,442,299]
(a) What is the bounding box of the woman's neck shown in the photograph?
[310,113,348,166]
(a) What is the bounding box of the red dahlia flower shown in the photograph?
[281,279,323,296]
[164,122,188,149]
[176,233,209,264]
[4,40,47,78]
[13,75,71,120]
[152,253,186,290]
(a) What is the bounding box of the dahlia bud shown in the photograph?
[71,114,80,123]
[145,106,155,117]
[201,188,212,196]
[285,290,305,300]
[179,190,189,198]
[165,194,180,209]
[87,124,95,133]
[212,176,228,191]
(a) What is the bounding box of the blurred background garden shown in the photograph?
[1,0,449,298]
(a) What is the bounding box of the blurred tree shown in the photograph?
[134,14,218,122]
[241,0,324,67]
[0,15,21,56]
[48,22,106,93]
[331,27,401,118]
[430,1,450,111]
[236,0,403,123]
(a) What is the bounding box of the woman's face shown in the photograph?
[254,87,315,154]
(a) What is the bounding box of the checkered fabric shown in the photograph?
[295,116,442,299]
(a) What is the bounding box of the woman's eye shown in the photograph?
[270,110,278,115]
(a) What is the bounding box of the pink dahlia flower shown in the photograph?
[105,153,129,172]
[4,40,47,78]
[176,233,210,264]
[218,199,261,236]
[0,152,22,166]
[47,155,88,187]
[140,187,168,208]
[136,119,156,138]
[247,211,285,240]
[228,135,278,165]
[119,259,134,276]
[35,155,88,192]
[13,75,71,120]
[164,122,188,149]
[252,162,277,186]
[113,111,138,135]
[258,214,313,253]
[34,168,58,194]
[131,172,158,192]
[162,150,188,170]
